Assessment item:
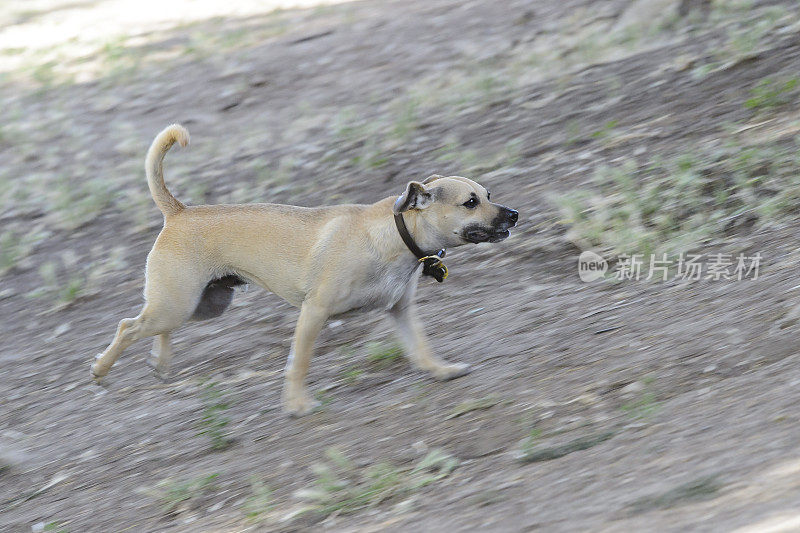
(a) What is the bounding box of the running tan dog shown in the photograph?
[91,124,518,416]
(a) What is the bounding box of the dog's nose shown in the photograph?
[506,208,518,225]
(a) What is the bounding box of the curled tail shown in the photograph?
[145,124,189,216]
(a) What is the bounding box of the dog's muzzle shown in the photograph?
[462,206,519,243]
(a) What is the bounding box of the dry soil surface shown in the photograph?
[3,0,800,531]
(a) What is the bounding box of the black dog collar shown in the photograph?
[393,212,448,282]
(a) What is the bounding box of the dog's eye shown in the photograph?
[462,197,479,209]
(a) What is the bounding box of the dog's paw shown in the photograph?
[153,367,171,383]
[432,362,472,381]
[283,391,321,418]
[90,354,107,382]
[145,355,171,382]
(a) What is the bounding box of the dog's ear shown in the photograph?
[394,181,433,213]
[422,174,444,184]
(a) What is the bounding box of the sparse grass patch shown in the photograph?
[446,395,502,419]
[366,341,404,369]
[412,63,511,116]
[390,96,421,141]
[327,108,393,171]
[42,522,69,533]
[2,10,291,90]
[629,476,721,514]
[47,176,115,230]
[466,489,504,507]
[620,376,660,422]
[591,120,619,141]
[248,159,292,193]
[181,17,290,58]
[9,44,79,89]
[314,390,333,408]
[296,447,458,517]
[196,380,233,451]
[149,473,219,514]
[434,137,525,175]
[496,138,523,167]
[621,389,660,421]
[745,77,798,111]
[341,366,364,385]
[30,260,89,306]
[0,47,25,56]
[434,139,480,171]
[725,25,763,59]
[689,4,797,78]
[97,36,144,82]
[555,137,800,256]
[31,60,57,86]
[519,427,542,450]
[708,4,796,67]
[565,120,583,146]
[58,275,86,304]
[518,430,615,463]
[242,477,273,522]
[0,229,44,276]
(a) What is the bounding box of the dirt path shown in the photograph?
[3,0,800,531]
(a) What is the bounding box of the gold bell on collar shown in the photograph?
[420,255,448,283]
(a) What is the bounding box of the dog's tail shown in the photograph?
[145,124,189,217]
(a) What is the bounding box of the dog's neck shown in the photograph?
[369,197,443,262]
[393,212,443,259]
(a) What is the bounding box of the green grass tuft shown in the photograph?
[0,230,42,276]
[366,341,404,369]
[297,447,458,517]
[150,473,220,514]
[518,431,615,463]
[196,380,233,451]
[745,77,798,110]
[629,476,721,514]
[242,477,273,522]
[446,396,501,419]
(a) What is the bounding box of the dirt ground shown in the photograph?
[4,0,800,531]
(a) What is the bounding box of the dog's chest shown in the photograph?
[341,260,419,313]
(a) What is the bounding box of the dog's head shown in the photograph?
[393,174,518,250]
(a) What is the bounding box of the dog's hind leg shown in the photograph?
[91,311,160,380]
[147,333,173,380]
[91,303,191,380]
[388,293,471,381]
[91,256,206,381]
[141,275,244,380]
[282,300,329,417]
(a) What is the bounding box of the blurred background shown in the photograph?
[2,0,800,530]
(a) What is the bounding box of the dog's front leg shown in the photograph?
[282,301,328,417]
[388,297,471,381]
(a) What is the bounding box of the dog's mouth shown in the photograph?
[462,225,511,244]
